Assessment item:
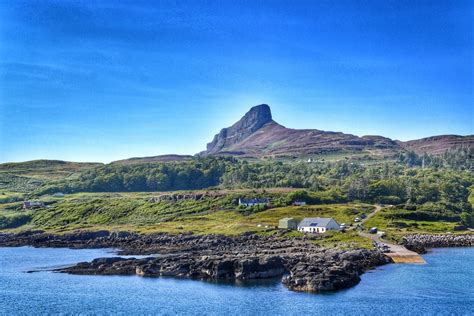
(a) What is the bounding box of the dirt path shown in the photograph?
[347,204,382,231]
[361,204,382,225]
[355,205,425,264]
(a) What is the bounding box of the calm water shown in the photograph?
[1,247,473,315]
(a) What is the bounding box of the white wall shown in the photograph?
[240,202,266,207]
[299,226,327,233]
[298,222,340,233]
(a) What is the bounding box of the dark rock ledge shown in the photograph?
[0,230,391,293]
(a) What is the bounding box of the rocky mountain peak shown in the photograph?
[199,104,473,158]
[203,104,274,155]
[243,104,273,125]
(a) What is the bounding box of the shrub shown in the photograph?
[375,195,402,205]
[388,210,460,222]
[0,213,32,229]
[460,212,474,228]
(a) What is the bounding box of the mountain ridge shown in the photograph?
[399,135,474,155]
[199,104,473,157]
[1,105,472,165]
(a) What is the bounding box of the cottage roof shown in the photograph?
[298,217,335,228]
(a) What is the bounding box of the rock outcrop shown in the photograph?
[67,254,287,280]
[59,246,390,293]
[203,104,275,155]
[0,230,391,293]
[282,249,390,292]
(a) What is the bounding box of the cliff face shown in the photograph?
[204,104,274,155]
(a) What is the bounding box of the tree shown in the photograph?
[460,212,474,228]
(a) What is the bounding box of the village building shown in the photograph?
[297,217,340,234]
[52,192,65,197]
[23,201,46,209]
[292,200,307,206]
[278,217,298,229]
[238,198,269,207]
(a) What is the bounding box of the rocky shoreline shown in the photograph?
[0,230,390,293]
[402,234,474,254]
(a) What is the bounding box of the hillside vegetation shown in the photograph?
[0,160,100,193]
[0,149,472,242]
[30,150,473,219]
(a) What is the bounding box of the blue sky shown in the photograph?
[0,0,472,163]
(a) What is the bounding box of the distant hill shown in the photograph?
[1,114,471,195]
[111,154,194,165]
[398,135,474,155]
[0,160,102,192]
[2,106,472,169]
[200,104,467,158]
[198,104,473,157]
[0,160,101,178]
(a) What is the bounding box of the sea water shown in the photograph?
[1,246,473,315]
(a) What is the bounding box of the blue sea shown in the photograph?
[1,247,473,315]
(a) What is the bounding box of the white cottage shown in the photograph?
[238,198,269,207]
[297,217,340,234]
[292,200,307,206]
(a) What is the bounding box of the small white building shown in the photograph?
[297,217,340,234]
[238,198,269,207]
[292,200,307,206]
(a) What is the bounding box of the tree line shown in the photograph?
[35,152,473,218]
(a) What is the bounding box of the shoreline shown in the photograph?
[1,230,473,293]
[0,230,390,293]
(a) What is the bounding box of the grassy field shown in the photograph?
[0,191,368,231]
[129,203,374,235]
[0,160,100,179]
[0,189,378,247]
[1,187,472,249]
[365,186,474,241]
[363,207,462,243]
[0,160,100,193]
[0,191,24,203]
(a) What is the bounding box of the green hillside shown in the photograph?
[0,160,101,193]
[0,151,472,245]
